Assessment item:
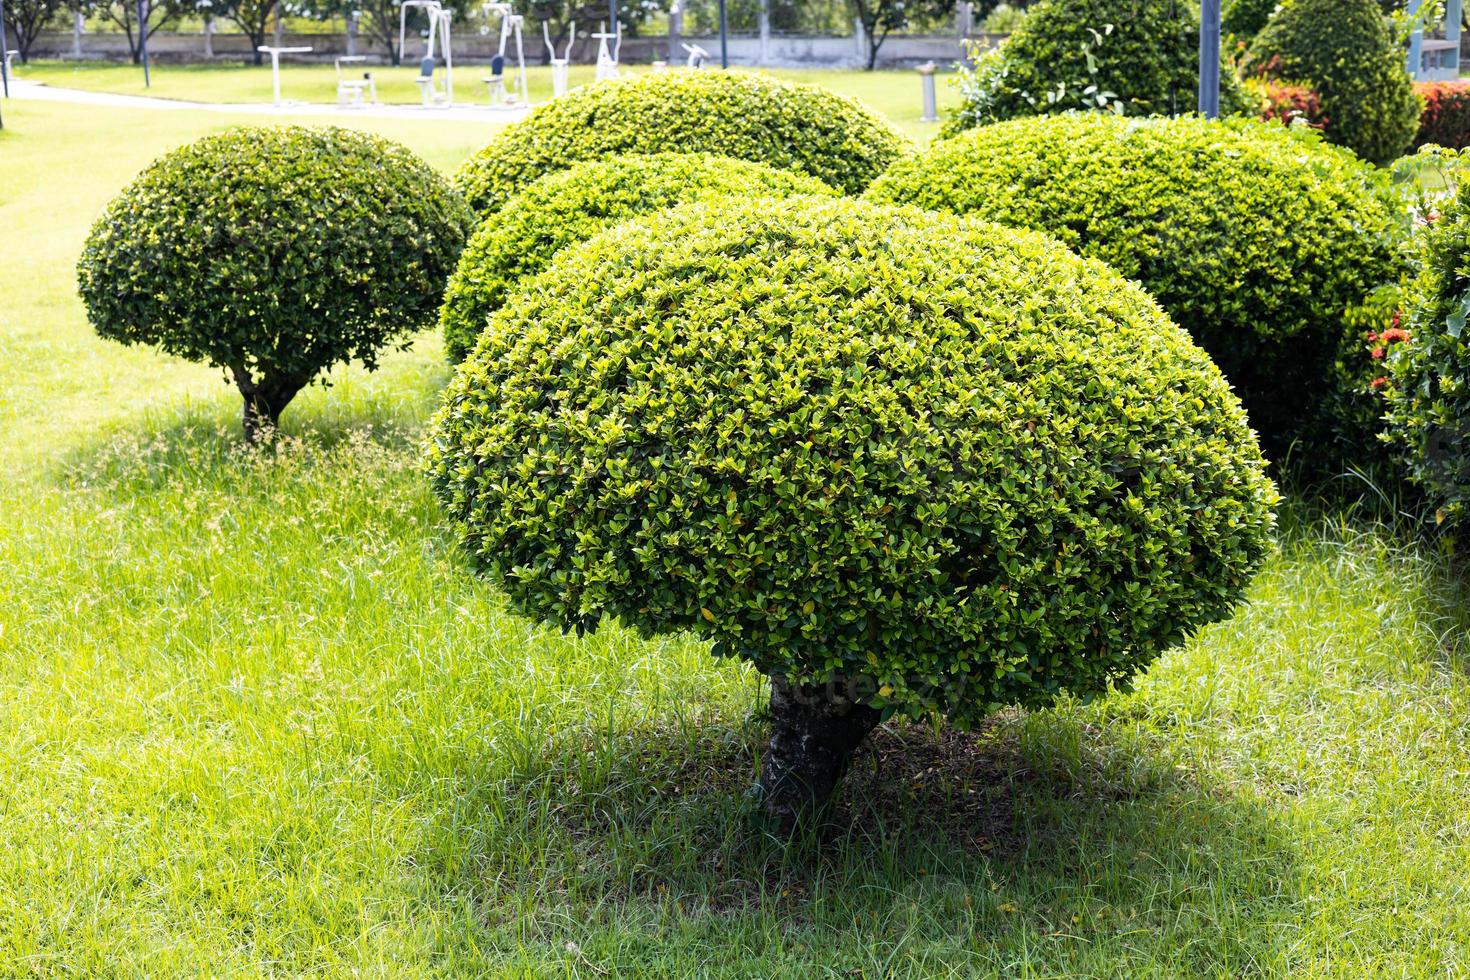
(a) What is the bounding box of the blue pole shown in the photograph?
[1198,0,1220,118]
[718,0,728,67]
[138,0,151,87]
[0,0,11,99]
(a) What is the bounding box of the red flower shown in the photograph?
[1381,327,1410,344]
[1391,308,1402,329]
[1371,347,1386,360]
[1366,331,1379,342]
[1371,376,1388,390]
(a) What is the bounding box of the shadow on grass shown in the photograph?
[51,382,443,495]
[414,703,1302,973]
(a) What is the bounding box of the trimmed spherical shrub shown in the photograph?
[945,0,1252,135]
[450,71,907,219]
[1385,185,1470,526]
[77,126,472,440]
[1249,0,1419,165]
[426,196,1279,822]
[441,152,838,363]
[867,113,1404,464]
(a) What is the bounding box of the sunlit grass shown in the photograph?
[2,95,1469,975]
[14,60,957,143]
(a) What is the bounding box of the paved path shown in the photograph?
[5,78,531,122]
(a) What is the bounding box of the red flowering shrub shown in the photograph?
[1249,78,1328,129]
[1414,82,1470,150]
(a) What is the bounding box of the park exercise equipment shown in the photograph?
[335,55,377,106]
[482,2,528,107]
[543,21,575,98]
[682,42,710,68]
[258,45,314,106]
[400,0,455,106]
[592,21,619,81]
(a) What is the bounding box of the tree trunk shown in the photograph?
[233,367,307,443]
[757,676,881,829]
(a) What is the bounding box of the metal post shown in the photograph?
[1407,0,1424,77]
[1449,0,1463,76]
[608,0,616,41]
[0,0,11,99]
[718,0,728,67]
[1197,0,1219,118]
[138,0,151,87]
[918,61,937,122]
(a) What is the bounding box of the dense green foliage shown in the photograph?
[428,196,1278,726]
[1249,0,1419,164]
[1223,0,1280,40]
[77,125,472,436]
[1387,182,1470,524]
[945,0,1251,135]
[440,153,837,363]
[867,113,1403,463]
[450,71,908,218]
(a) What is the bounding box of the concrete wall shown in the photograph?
[26,28,1003,69]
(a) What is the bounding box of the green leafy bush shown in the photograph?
[945,0,1252,135]
[451,71,907,219]
[1386,179,1470,525]
[77,126,472,440]
[1249,0,1419,164]
[441,152,837,363]
[867,113,1403,464]
[426,196,1278,820]
[1224,0,1281,40]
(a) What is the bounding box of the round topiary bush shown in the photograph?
[78,126,472,440]
[450,71,908,219]
[441,152,839,363]
[426,196,1279,825]
[1385,182,1470,526]
[1249,0,1419,164]
[946,0,1252,135]
[866,112,1404,465]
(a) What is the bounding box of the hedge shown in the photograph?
[1249,0,1419,164]
[866,113,1403,465]
[1386,181,1470,525]
[1414,81,1470,150]
[945,0,1251,135]
[440,152,837,363]
[450,71,907,219]
[426,195,1279,731]
[77,126,472,440]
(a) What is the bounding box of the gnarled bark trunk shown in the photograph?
[757,675,881,829]
[232,366,308,443]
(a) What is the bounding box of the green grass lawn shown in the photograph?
[3,96,1470,977]
[14,60,956,143]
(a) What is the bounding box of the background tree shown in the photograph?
[2,0,63,62]
[217,0,280,64]
[75,0,179,64]
[848,0,956,68]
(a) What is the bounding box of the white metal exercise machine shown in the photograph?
[482,2,528,107]
[682,42,710,68]
[592,21,619,81]
[543,20,575,98]
[399,0,455,106]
